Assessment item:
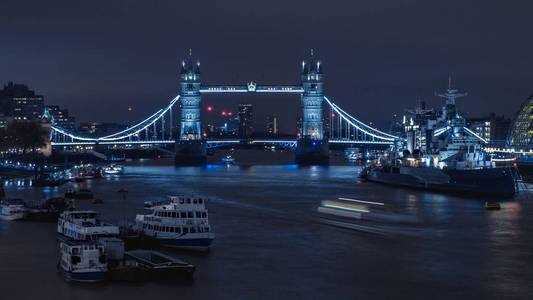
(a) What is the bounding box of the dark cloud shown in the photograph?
[1,0,532,132]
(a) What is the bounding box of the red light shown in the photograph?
[369,122,373,125]
[331,113,336,117]
[202,133,207,137]
[297,132,301,137]
[128,107,132,112]
[356,180,362,184]
[221,111,226,116]
[207,106,213,111]
[228,112,233,116]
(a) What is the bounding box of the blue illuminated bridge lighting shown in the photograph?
[49,84,401,147]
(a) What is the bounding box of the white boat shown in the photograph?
[58,240,107,282]
[0,199,28,221]
[103,164,123,175]
[57,210,120,241]
[135,195,215,251]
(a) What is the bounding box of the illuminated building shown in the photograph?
[0,82,44,120]
[238,103,253,138]
[508,94,533,148]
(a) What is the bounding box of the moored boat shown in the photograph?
[134,195,215,251]
[0,199,28,221]
[58,240,107,282]
[57,210,120,241]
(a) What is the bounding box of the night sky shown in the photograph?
[1,0,532,133]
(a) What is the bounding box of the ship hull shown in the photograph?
[367,167,517,197]
[60,269,106,282]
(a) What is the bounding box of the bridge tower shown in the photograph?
[295,50,329,165]
[175,50,206,165]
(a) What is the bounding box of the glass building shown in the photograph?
[508,95,533,148]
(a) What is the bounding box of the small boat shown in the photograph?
[134,195,215,251]
[57,210,120,241]
[0,199,28,221]
[484,202,501,210]
[58,240,107,282]
[103,165,124,176]
[221,155,235,165]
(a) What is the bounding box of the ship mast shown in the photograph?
[435,76,467,120]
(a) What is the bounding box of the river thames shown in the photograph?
[1,159,532,299]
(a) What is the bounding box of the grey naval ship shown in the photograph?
[364,79,518,197]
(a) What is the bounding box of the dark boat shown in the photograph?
[65,188,94,199]
[25,197,70,222]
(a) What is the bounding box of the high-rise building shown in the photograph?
[238,104,253,138]
[0,82,44,120]
[266,115,278,137]
[46,105,76,131]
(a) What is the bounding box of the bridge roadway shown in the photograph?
[51,138,394,149]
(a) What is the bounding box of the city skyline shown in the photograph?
[1,1,532,132]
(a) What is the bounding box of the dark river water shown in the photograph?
[1,160,532,299]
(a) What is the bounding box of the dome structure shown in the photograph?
[508,95,533,148]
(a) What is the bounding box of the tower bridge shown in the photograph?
[50,51,400,165]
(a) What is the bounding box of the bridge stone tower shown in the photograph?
[296,51,329,165]
[179,54,202,140]
[175,51,206,166]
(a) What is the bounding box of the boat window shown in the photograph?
[179,198,184,204]
[180,212,186,218]
[170,227,175,232]
[193,199,197,204]
[204,226,209,232]
[198,198,203,204]
[71,256,81,265]
[190,227,196,233]
[176,227,181,233]
[155,225,159,231]
[171,212,176,218]
[183,227,189,233]
[202,212,207,218]
[196,212,201,218]
[188,212,194,218]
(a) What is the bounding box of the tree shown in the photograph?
[6,120,50,153]
[0,126,13,151]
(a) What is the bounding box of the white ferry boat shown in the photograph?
[58,240,107,282]
[0,199,28,221]
[57,210,120,241]
[135,195,215,251]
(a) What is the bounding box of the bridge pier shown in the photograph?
[295,139,329,165]
[175,140,206,166]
